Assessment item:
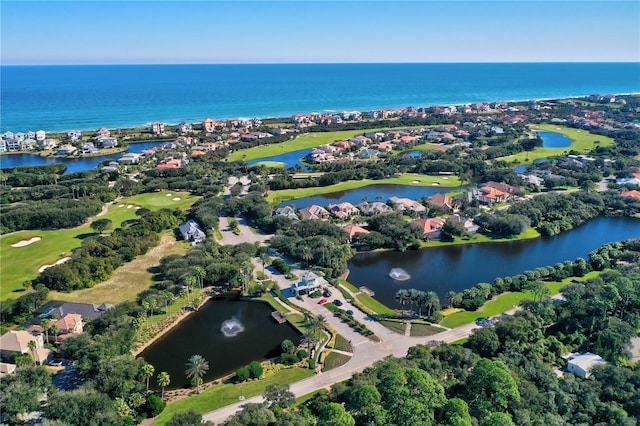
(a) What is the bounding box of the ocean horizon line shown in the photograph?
[2,61,640,67]
[7,91,639,135]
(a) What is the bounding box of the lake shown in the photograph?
[247,148,312,171]
[347,216,640,309]
[537,131,572,148]
[278,183,457,210]
[0,141,167,174]
[139,292,299,389]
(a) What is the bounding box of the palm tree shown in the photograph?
[425,291,440,318]
[142,363,155,392]
[28,340,37,364]
[157,372,171,400]
[41,318,51,344]
[260,252,270,275]
[185,355,209,394]
[194,266,206,290]
[300,246,313,267]
[50,324,59,344]
[395,289,408,316]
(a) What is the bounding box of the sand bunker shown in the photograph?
[412,180,420,183]
[166,193,172,197]
[118,204,125,208]
[38,257,71,273]
[135,206,141,209]
[127,205,133,209]
[173,197,181,201]
[12,237,42,248]
[432,183,440,186]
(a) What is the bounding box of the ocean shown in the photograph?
[1,63,639,133]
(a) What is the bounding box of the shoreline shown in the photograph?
[2,91,638,135]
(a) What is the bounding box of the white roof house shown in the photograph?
[566,352,606,379]
[291,271,328,295]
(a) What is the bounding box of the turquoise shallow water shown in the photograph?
[2,63,639,132]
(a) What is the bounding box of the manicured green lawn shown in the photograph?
[409,322,446,337]
[259,293,291,313]
[322,351,352,372]
[251,161,286,168]
[440,272,601,328]
[0,191,199,301]
[229,127,426,162]
[379,319,407,334]
[333,334,353,353]
[356,293,396,316]
[497,124,615,165]
[153,368,315,425]
[420,228,540,248]
[338,279,359,293]
[266,173,460,205]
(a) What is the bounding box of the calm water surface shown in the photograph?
[140,293,299,389]
[279,183,456,210]
[537,131,573,148]
[247,148,312,170]
[347,217,640,308]
[0,141,166,173]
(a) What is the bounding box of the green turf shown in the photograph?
[439,272,600,328]
[0,191,199,301]
[266,173,460,205]
[379,319,407,334]
[153,368,315,425]
[229,127,424,162]
[497,124,615,165]
[250,161,286,168]
[356,293,396,316]
[322,351,352,372]
[420,228,540,248]
[259,293,291,313]
[409,323,446,337]
[333,334,353,353]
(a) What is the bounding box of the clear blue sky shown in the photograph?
[2,1,638,64]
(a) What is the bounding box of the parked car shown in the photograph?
[346,310,354,316]
[318,298,328,305]
[333,299,343,307]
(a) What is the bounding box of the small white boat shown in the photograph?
[389,268,411,281]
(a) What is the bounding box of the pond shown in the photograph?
[347,216,640,309]
[247,148,312,171]
[537,131,573,148]
[278,183,458,210]
[0,141,168,174]
[139,292,300,389]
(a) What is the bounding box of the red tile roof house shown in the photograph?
[298,205,331,220]
[477,186,511,204]
[342,224,370,242]
[156,158,183,169]
[327,202,360,219]
[52,313,83,340]
[0,330,52,365]
[621,190,640,199]
[428,193,455,213]
[414,218,446,240]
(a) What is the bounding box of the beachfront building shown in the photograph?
[151,122,165,134]
[178,121,193,134]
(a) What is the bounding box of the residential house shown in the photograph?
[40,301,114,321]
[358,201,392,216]
[388,196,426,213]
[0,330,51,365]
[52,313,83,340]
[97,137,118,149]
[350,135,372,146]
[0,362,17,377]
[485,181,521,195]
[291,271,328,296]
[40,139,59,150]
[413,218,445,240]
[621,190,640,199]
[428,193,455,213]
[118,153,141,165]
[2,131,15,140]
[202,118,216,133]
[616,177,640,187]
[179,219,206,245]
[20,139,37,151]
[95,128,110,138]
[151,122,165,134]
[0,140,6,152]
[156,157,183,169]
[298,205,330,220]
[477,186,511,204]
[35,130,46,141]
[356,148,380,159]
[273,206,299,221]
[178,121,193,134]
[6,139,20,151]
[67,130,82,141]
[566,352,606,379]
[81,142,99,154]
[449,214,479,234]
[327,202,360,219]
[342,224,370,242]
[56,144,78,156]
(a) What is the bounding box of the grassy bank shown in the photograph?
[497,125,615,165]
[440,271,601,328]
[152,368,315,425]
[420,227,541,248]
[0,190,199,300]
[266,173,460,205]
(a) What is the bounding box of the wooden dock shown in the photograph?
[271,311,287,324]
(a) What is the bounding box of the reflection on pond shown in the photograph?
[537,131,573,148]
[140,292,300,389]
[248,148,312,171]
[347,217,640,309]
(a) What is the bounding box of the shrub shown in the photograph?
[280,353,300,365]
[236,366,250,382]
[145,394,166,417]
[308,359,316,370]
[296,349,308,359]
[249,361,263,379]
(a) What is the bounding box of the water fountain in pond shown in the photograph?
[389,268,411,281]
[221,318,245,337]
